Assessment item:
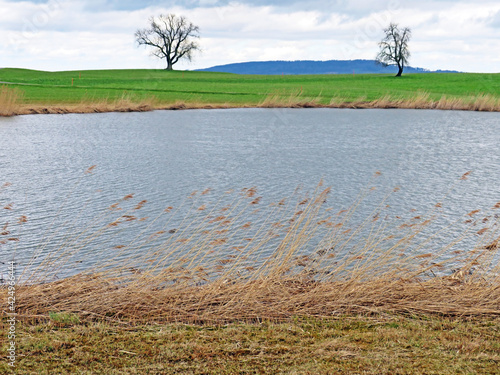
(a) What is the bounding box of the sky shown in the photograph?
[1,0,499,72]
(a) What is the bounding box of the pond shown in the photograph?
[1,108,499,279]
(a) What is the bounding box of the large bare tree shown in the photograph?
[376,23,411,77]
[135,14,200,70]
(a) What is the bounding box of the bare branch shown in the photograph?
[376,23,411,77]
[135,14,200,70]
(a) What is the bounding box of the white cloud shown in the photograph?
[0,0,499,72]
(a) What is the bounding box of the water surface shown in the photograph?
[1,108,499,277]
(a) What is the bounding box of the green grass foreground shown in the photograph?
[2,315,499,374]
[0,68,500,114]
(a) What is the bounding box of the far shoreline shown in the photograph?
[9,97,500,117]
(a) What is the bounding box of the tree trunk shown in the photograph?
[166,61,173,70]
[395,65,403,77]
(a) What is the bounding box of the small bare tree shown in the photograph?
[135,14,200,70]
[376,23,411,77]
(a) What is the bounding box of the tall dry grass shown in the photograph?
[2,175,500,324]
[259,90,322,108]
[74,92,159,113]
[435,93,500,111]
[259,91,500,111]
[0,85,23,116]
[23,92,160,115]
[9,88,500,115]
[329,92,500,111]
[21,94,236,115]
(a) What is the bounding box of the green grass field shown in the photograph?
[1,68,500,109]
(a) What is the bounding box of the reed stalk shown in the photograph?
[0,85,23,116]
[2,178,499,324]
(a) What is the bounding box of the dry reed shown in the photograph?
[0,85,23,116]
[259,90,322,108]
[329,92,500,111]
[8,89,500,115]
[19,97,237,115]
[21,93,159,115]
[2,178,500,324]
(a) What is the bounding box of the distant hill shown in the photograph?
[196,60,460,75]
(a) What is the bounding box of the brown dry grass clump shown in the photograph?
[8,90,500,115]
[259,90,322,108]
[17,269,500,324]
[329,92,500,111]
[258,91,500,111]
[435,94,500,111]
[21,93,159,115]
[3,178,500,324]
[0,85,23,116]
[19,97,236,115]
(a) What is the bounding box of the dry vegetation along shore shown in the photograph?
[1,172,500,372]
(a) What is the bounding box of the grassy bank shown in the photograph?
[1,176,499,372]
[0,68,500,115]
[2,315,500,374]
